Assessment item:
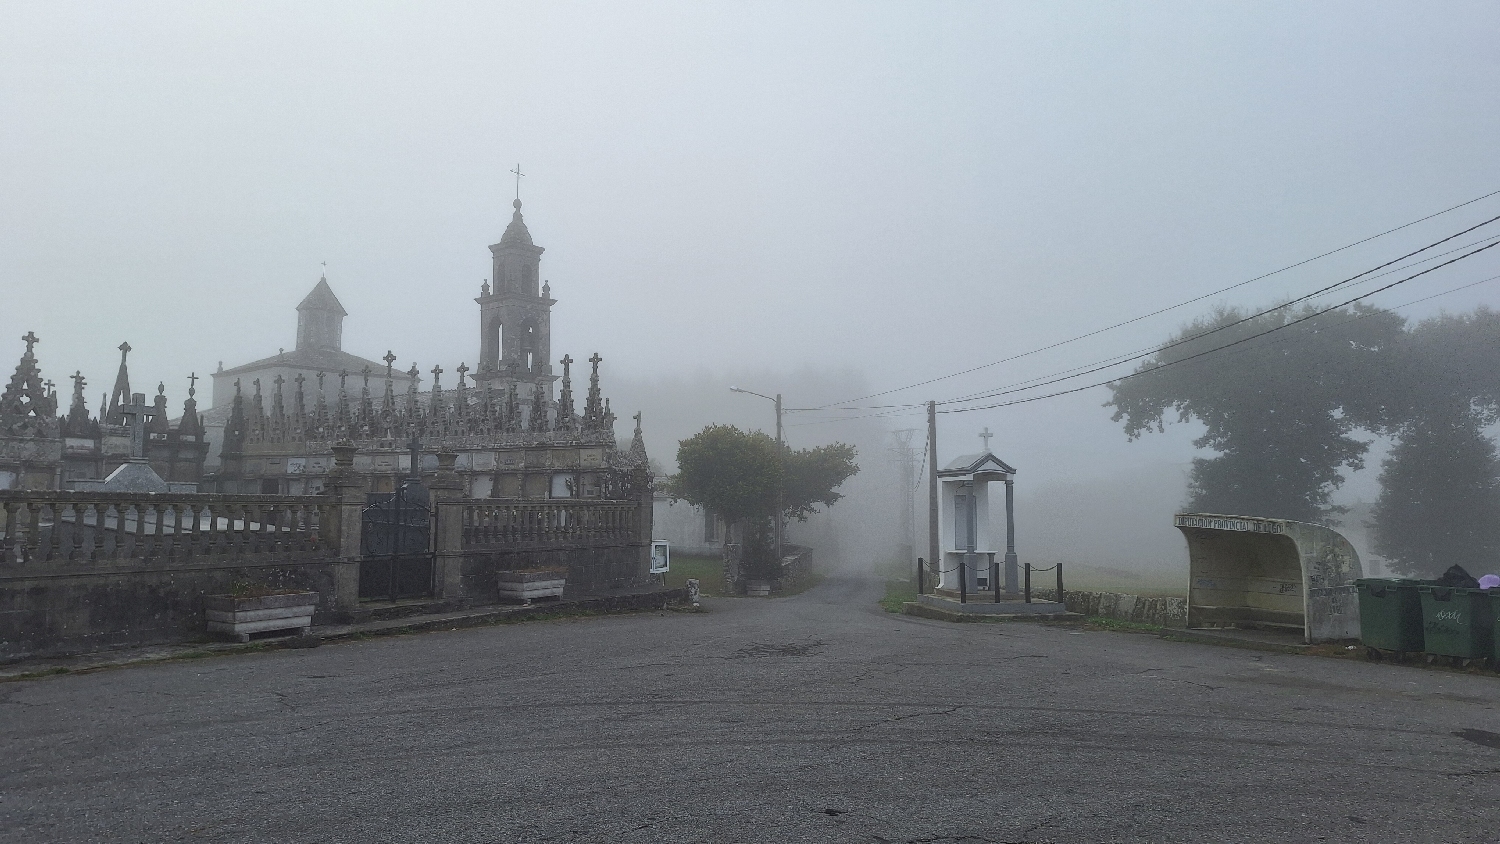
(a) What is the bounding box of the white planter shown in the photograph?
[498,570,567,604]
[205,592,318,642]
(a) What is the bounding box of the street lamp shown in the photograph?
[729,386,784,567]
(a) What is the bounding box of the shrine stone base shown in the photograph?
[905,592,1077,622]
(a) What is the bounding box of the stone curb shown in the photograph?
[901,601,1083,624]
[1155,627,1312,655]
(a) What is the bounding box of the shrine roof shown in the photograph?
[939,452,1017,477]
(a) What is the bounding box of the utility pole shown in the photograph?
[927,400,939,588]
[729,386,785,566]
[774,392,783,566]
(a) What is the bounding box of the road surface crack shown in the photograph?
[858,705,962,730]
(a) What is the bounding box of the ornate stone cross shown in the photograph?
[22,331,39,356]
[383,350,397,379]
[456,362,468,387]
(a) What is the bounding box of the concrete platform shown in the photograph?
[903,593,1079,623]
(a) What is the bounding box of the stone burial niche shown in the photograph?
[1175,513,1363,644]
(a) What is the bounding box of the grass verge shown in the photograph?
[880,578,919,613]
[663,554,726,597]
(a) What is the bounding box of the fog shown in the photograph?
[4,2,1500,584]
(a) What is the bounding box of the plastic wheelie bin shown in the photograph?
[1355,578,1425,655]
[1417,585,1496,662]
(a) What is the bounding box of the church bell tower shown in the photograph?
[474,198,556,399]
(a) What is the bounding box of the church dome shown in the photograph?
[500,199,534,247]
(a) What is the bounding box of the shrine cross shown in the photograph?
[979,427,994,451]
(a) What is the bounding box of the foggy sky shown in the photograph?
[4,2,1500,572]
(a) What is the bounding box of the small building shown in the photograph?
[936,450,1018,594]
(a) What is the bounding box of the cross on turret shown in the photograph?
[383,350,397,378]
[21,331,39,356]
[187,372,198,397]
[456,362,468,386]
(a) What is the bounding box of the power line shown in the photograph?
[814,188,1500,409]
[785,267,1500,428]
[942,241,1500,414]
[937,228,1500,407]
[799,220,1500,414]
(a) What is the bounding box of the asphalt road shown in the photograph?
[3,575,1499,843]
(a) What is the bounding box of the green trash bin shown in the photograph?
[1355,579,1425,653]
[1417,585,1496,659]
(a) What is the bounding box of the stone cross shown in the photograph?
[407,434,422,480]
[560,354,572,376]
[979,427,993,451]
[117,392,152,459]
[511,163,524,200]
[22,331,39,356]
[456,362,468,387]
[70,371,85,392]
[430,364,442,390]
[383,350,397,379]
[187,372,198,397]
[589,353,602,375]
[362,366,371,389]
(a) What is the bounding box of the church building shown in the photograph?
[210,198,647,499]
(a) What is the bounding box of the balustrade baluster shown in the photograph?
[24,502,41,563]
[0,501,16,563]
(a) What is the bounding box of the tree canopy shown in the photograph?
[666,424,860,524]
[1372,309,1500,576]
[1107,303,1404,522]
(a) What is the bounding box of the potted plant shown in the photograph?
[498,567,568,605]
[205,582,319,642]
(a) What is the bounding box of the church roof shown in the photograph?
[297,277,347,315]
[499,199,534,247]
[217,347,406,380]
[940,452,1017,477]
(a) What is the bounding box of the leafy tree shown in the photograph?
[667,424,859,577]
[1371,309,1500,577]
[1107,303,1405,522]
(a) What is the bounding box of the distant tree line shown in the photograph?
[1107,304,1500,578]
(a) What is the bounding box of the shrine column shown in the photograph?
[1004,479,1018,594]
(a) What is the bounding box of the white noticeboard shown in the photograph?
[650,540,670,574]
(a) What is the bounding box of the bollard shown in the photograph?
[993,554,1001,603]
[1024,563,1032,604]
[917,557,924,595]
[1056,562,1065,608]
[959,557,967,604]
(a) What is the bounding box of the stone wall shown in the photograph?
[2,483,653,661]
[1029,587,1188,627]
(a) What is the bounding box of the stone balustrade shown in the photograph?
[458,500,638,548]
[0,491,333,566]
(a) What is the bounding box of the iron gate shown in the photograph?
[360,479,433,601]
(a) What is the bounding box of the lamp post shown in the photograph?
[729,386,783,567]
